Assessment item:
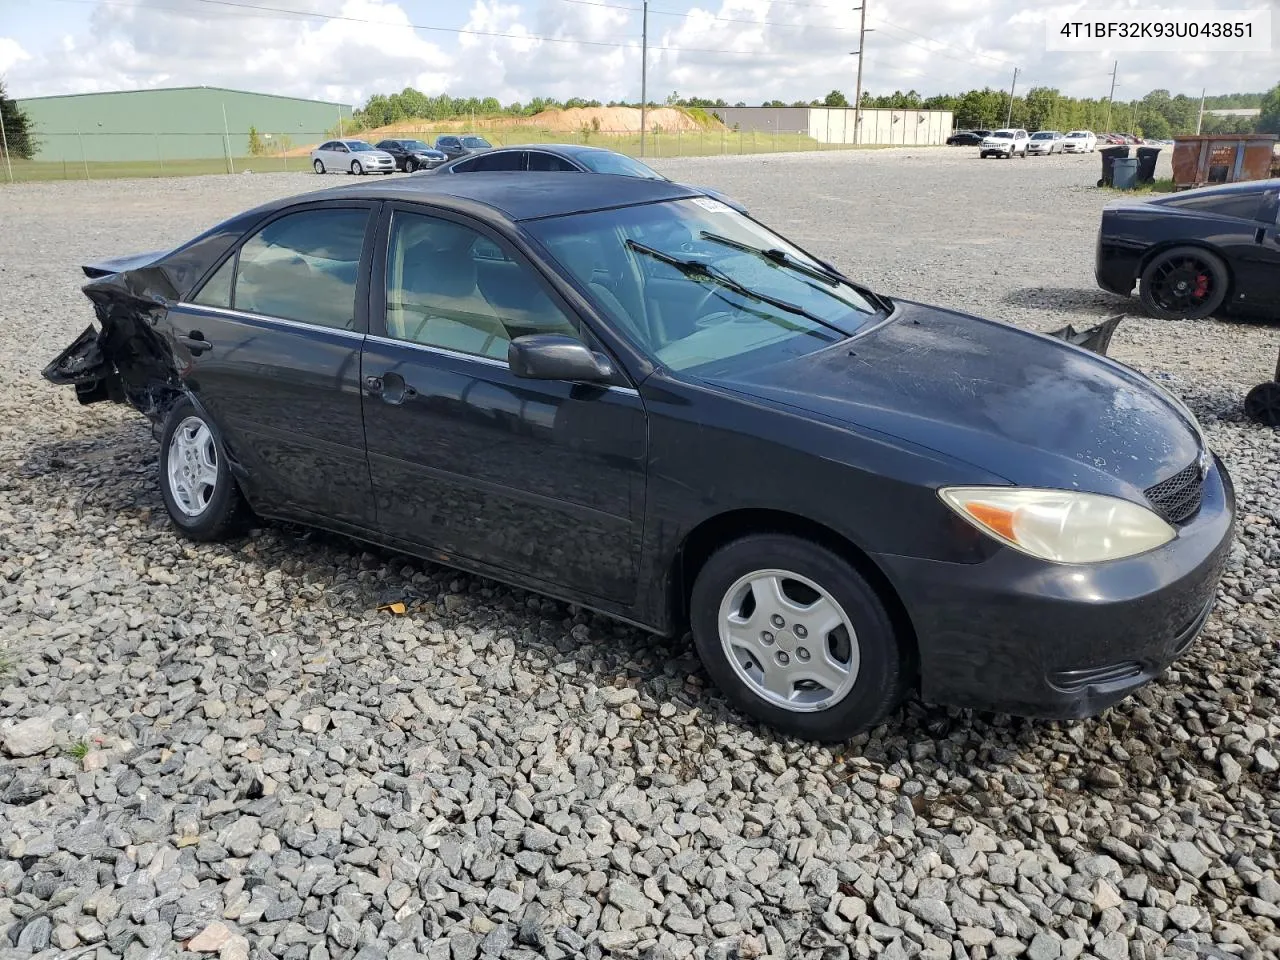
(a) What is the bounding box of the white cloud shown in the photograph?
[0,37,32,76]
[1,0,1274,106]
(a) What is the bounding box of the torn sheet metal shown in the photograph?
[1046,314,1123,356]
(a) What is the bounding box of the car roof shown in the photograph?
[1147,178,1278,206]
[286,171,700,222]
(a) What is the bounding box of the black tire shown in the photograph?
[351,160,364,176]
[313,159,325,174]
[689,534,908,742]
[1244,381,1280,427]
[158,400,247,542]
[404,158,416,173]
[1138,246,1229,320]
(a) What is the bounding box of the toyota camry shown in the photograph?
[43,173,1235,741]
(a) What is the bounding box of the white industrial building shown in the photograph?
[712,106,955,146]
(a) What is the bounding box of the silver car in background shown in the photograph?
[310,140,397,176]
[1027,131,1064,155]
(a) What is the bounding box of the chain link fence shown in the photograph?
[2,125,891,183]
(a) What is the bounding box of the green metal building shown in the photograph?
[16,86,353,163]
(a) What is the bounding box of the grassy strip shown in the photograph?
[4,131,905,183]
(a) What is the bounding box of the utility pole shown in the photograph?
[851,3,867,144]
[0,108,12,184]
[1196,86,1206,134]
[1104,60,1118,132]
[640,0,649,156]
[1004,67,1020,128]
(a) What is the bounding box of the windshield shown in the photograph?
[528,198,882,374]
[346,141,375,152]
[989,131,1012,139]
[1066,131,1086,138]
[1031,132,1055,139]
[403,140,432,151]
[575,151,664,179]
[461,136,491,148]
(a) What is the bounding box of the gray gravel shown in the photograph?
[2,148,1279,960]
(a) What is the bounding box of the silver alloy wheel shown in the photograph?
[167,416,219,517]
[717,568,860,712]
[352,161,363,175]
[313,159,324,174]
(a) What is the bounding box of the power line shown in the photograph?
[64,0,798,57]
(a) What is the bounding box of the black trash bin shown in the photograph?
[1098,145,1130,187]
[1135,146,1161,184]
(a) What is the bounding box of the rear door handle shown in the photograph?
[177,332,212,355]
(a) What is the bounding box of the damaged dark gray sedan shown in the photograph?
[44,173,1235,741]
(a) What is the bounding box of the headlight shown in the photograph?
[938,486,1175,563]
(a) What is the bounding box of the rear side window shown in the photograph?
[471,151,523,172]
[450,157,480,173]
[229,208,369,329]
[1165,192,1264,222]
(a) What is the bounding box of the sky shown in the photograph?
[0,0,1275,108]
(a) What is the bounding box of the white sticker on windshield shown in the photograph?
[691,197,732,214]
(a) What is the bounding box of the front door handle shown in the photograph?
[177,332,212,356]
[378,372,417,405]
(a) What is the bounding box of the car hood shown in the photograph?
[701,300,1202,495]
[415,150,448,159]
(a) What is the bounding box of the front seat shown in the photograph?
[391,237,509,360]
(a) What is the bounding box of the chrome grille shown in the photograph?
[1144,461,1203,524]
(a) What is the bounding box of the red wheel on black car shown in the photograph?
[1139,246,1229,320]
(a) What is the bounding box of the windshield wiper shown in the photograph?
[625,239,849,336]
[699,231,893,314]
[699,231,843,286]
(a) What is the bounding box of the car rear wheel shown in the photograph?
[690,534,907,741]
[313,159,325,174]
[1139,246,1229,320]
[1245,381,1280,427]
[351,160,364,176]
[159,400,247,542]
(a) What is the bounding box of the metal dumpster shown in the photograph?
[1170,134,1278,190]
[1135,146,1161,184]
[1097,145,1130,187]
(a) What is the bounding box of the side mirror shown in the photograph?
[508,335,614,382]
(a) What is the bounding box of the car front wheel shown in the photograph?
[159,400,247,542]
[1139,246,1229,320]
[405,158,416,173]
[313,159,325,174]
[690,534,908,742]
[351,160,364,175]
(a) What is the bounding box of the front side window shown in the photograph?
[384,212,579,361]
[471,151,523,172]
[192,255,236,308]
[528,198,882,374]
[232,208,368,329]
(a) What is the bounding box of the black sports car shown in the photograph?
[429,142,749,214]
[1095,178,1280,320]
[43,173,1233,742]
[374,139,449,172]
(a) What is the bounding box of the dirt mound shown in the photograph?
[524,106,712,133]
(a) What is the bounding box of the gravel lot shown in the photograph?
[1,148,1279,960]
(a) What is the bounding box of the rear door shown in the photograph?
[359,203,647,603]
[172,200,378,528]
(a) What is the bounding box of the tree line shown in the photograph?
[347,83,1278,140]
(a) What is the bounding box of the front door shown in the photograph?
[172,201,378,527]
[360,205,647,603]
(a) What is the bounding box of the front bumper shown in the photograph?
[873,455,1236,719]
